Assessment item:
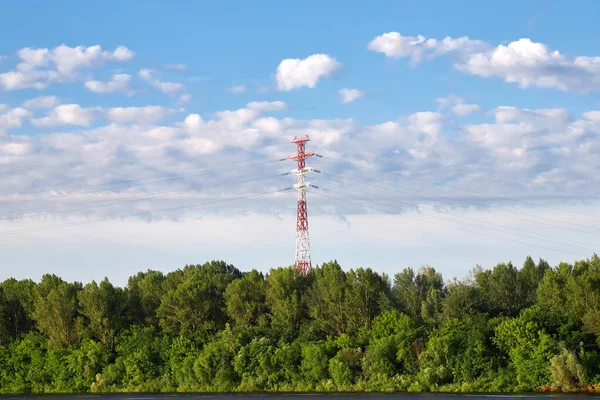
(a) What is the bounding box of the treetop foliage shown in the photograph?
[2,255,600,393]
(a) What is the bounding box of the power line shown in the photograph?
[0,173,289,221]
[312,187,593,259]
[0,187,292,237]
[315,140,600,201]
[317,155,600,230]
[316,176,598,253]
[0,158,286,204]
[319,168,600,236]
[320,170,600,244]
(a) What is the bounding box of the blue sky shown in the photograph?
[1,0,600,285]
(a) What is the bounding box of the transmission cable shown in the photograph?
[320,170,600,244]
[0,172,289,221]
[0,187,293,237]
[0,157,287,202]
[316,175,598,253]
[311,187,593,259]
[316,155,600,231]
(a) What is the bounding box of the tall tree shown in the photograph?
[33,276,83,349]
[224,269,267,328]
[157,261,241,341]
[0,278,36,341]
[265,267,309,341]
[344,267,390,335]
[307,261,348,337]
[126,270,166,327]
[78,277,125,347]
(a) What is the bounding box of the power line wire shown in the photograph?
[317,155,600,230]
[0,187,292,237]
[312,187,593,259]
[316,175,598,253]
[0,158,286,203]
[320,170,600,244]
[0,173,288,221]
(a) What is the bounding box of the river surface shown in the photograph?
[2,395,600,400]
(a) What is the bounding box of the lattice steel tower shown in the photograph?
[289,136,315,276]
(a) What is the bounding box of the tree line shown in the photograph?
[1,255,600,393]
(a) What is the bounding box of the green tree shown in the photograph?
[126,270,166,327]
[224,269,266,328]
[307,261,348,337]
[157,261,241,342]
[33,276,83,349]
[0,278,36,341]
[344,267,390,335]
[78,278,125,347]
[265,267,308,341]
[550,348,587,390]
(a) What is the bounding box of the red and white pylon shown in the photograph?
[289,136,316,276]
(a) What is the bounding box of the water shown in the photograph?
[1,395,599,400]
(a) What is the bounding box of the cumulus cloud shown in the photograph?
[369,32,600,93]
[29,104,180,127]
[0,44,134,91]
[164,64,186,71]
[107,106,180,125]
[227,85,247,93]
[435,94,482,116]
[276,54,341,91]
[451,103,482,117]
[139,69,190,103]
[0,107,31,131]
[85,74,134,95]
[31,104,99,127]
[246,101,287,112]
[139,69,184,95]
[22,96,60,109]
[460,38,600,92]
[2,96,599,227]
[339,88,365,104]
[368,32,486,65]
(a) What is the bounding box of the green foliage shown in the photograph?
[550,348,587,390]
[1,255,600,393]
[225,269,266,328]
[157,261,240,342]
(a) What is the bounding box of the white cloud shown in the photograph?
[29,104,179,127]
[369,32,600,93]
[368,32,486,65]
[85,74,133,95]
[0,44,134,91]
[276,54,341,91]
[227,85,247,93]
[436,94,482,116]
[253,117,281,133]
[139,69,190,103]
[164,64,186,71]
[139,69,185,95]
[451,103,482,117]
[0,141,31,155]
[48,45,134,74]
[0,107,31,130]
[31,104,98,127]
[2,97,599,234]
[177,93,191,104]
[107,106,179,125]
[246,101,287,112]
[339,88,365,103]
[22,96,60,109]
[583,111,600,122]
[460,38,600,92]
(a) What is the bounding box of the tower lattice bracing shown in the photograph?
[289,136,315,276]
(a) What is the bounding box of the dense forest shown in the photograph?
[1,255,600,393]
